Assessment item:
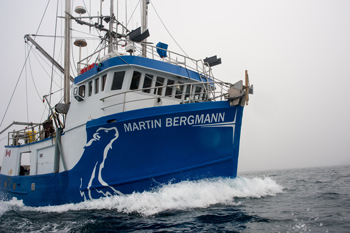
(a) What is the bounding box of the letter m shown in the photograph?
[124,123,133,132]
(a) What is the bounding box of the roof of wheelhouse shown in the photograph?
[74,55,212,84]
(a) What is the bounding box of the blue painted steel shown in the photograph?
[74,56,212,84]
[0,101,244,206]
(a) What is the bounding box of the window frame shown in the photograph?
[111,71,126,90]
[175,82,184,99]
[95,77,99,94]
[154,76,165,96]
[184,84,192,101]
[142,73,154,93]
[130,71,142,90]
[101,74,107,91]
[194,86,202,100]
[165,79,175,97]
[88,81,93,97]
[79,85,85,98]
[74,84,85,101]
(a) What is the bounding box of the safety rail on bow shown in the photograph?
[100,81,232,111]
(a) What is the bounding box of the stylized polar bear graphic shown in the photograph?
[80,127,123,201]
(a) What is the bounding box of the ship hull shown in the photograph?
[0,101,244,206]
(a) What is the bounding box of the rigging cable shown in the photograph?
[27,44,50,113]
[127,0,141,27]
[82,0,102,38]
[92,40,105,64]
[49,0,60,106]
[25,43,29,123]
[71,1,104,76]
[31,49,62,88]
[150,2,189,58]
[0,0,52,129]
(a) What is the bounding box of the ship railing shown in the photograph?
[140,44,214,80]
[77,45,108,72]
[76,43,215,82]
[100,81,231,111]
[2,122,56,146]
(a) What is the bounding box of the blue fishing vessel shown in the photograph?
[0,0,253,206]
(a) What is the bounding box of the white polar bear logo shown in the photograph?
[80,127,123,201]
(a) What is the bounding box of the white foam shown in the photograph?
[0,176,283,216]
[0,198,24,216]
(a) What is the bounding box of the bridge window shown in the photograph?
[95,78,99,94]
[202,88,207,100]
[101,74,107,91]
[175,82,183,99]
[184,85,191,101]
[111,71,126,90]
[194,86,202,100]
[165,79,175,97]
[74,85,85,101]
[154,77,164,95]
[142,74,153,93]
[130,71,141,90]
[88,81,92,96]
[79,85,85,97]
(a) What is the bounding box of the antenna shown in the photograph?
[74,39,88,73]
[74,6,86,15]
[64,0,71,104]
[141,0,150,57]
[109,0,114,53]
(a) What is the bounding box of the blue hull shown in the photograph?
[0,101,244,206]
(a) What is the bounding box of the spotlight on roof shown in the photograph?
[204,55,222,67]
[128,27,150,43]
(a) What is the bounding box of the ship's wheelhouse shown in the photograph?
[71,57,215,121]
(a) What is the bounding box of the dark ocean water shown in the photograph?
[0,165,349,232]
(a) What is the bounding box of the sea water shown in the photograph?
[0,165,349,232]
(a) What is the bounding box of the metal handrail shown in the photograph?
[138,44,214,80]
[76,42,214,82]
[100,81,230,111]
[5,122,56,146]
[100,81,226,101]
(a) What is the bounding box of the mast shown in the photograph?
[141,0,149,57]
[64,0,71,104]
[108,0,114,53]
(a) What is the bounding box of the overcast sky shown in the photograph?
[0,0,349,172]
